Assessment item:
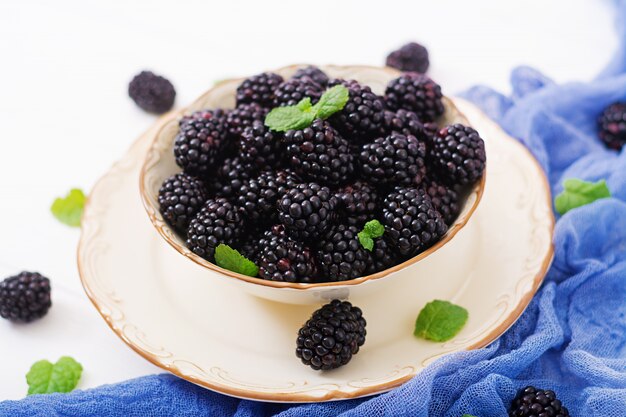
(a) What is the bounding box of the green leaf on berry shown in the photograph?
[214,244,259,277]
[554,178,611,215]
[414,300,468,342]
[50,188,86,227]
[358,219,385,251]
[310,84,350,120]
[26,356,83,395]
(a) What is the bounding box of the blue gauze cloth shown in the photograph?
[3,4,626,417]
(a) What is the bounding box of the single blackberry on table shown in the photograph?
[273,77,323,107]
[174,109,228,177]
[364,238,401,275]
[381,109,428,140]
[208,157,255,198]
[509,386,569,417]
[128,70,176,114]
[283,119,354,185]
[236,72,284,107]
[158,173,207,233]
[422,179,460,225]
[237,170,300,224]
[292,66,329,87]
[334,181,378,226]
[385,73,444,122]
[277,182,336,240]
[358,132,427,186]
[598,101,626,150]
[186,198,243,262]
[257,225,317,283]
[317,224,369,281]
[386,42,430,73]
[226,103,268,139]
[382,187,448,256]
[328,79,385,139]
[296,300,366,370]
[430,124,486,186]
[240,121,283,170]
[0,272,51,323]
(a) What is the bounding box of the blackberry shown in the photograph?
[208,157,255,198]
[0,272,51,322]
[334,181,378,226]
[598,102,626,150]
[226,103,268,139]
[509,386,569,417]
[240,121,282,169]
[236,170,300,224]
[158,173,207,233]
[430,124,486,186]
[174,109,228,177]
[283,119,354,185]
[381,109,428,140]
[257,225,317,283]
[364,238,401,275]
[236,72,283,107]
[328,79,385,138]
[128,70,176,114]
[358,132,427,186]
[292,66,329,87]
[386,42,430,73]
[317,224,369,281]
[422,179,460,225]
[296,300,366,370]
[382,187,447,256]
[385,73,444,122]
[239,229,265,263]
[186,198,243,262]
[277,182,336,240]
[273,77,323,107]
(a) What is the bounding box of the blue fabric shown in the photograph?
[3,5,626,417]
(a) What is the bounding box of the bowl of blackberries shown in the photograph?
[140,65,486,304]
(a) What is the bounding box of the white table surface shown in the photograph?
[0,0,616,401]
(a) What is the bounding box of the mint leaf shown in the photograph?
[51,188,86,227]
[414,300,468,342]
[26,356,82,395]
[554,178,611,215]
[265,103,315,132]
[358,231,374,251]
[311,85,349,119]
[358,219,385,251]
[214,244,259,277]
[296,97,313,112]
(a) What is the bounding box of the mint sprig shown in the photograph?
[50,188,86,227]
[26,356,83,395]
[554,178,611,215]
[265,85,349,132]
[214,244,259,277]
[414,300,468,342]
[357,220,385,251]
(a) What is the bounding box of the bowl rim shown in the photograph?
[139,64,487,290]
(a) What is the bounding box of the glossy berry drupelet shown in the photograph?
[273,77,323,107]
[174,110,228,177]
[328,79,385,139]
[358,132,427,186]
[292,66,329,87]
[385,73,444,122]
[186,198,243,262]
[430,124,486,186]
[334,181,378,227]
[277,182,336,240]
[240,121,283,170]
[509,386,569,417]
[364,238,400,275]
[317,224,369,281]
[386,42,430,73]
[381,109,428,140]
[0,272,51,323]
[236,72,284,107]
[382,187,447,256]
[158,173,207,233]
[208,157,255,198]
[226,103,268,139]
[598,101,626,150]
[236,170,300,224]
[422,179,460,225]
[257,225,317,283]
[296,300,366,370]
[128,70,176,114]
[283,119,354,185]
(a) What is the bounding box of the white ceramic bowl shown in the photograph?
[140,65,485,305]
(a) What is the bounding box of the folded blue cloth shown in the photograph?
[3,3,626,417]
